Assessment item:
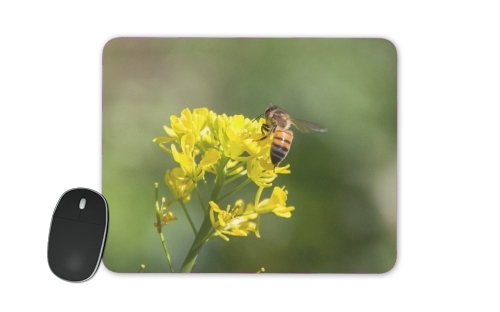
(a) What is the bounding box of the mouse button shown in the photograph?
[79,190,107,226]
[48,218,87,281]
[48,219,105,282]
[53,189,86,220]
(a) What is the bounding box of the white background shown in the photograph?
[2,1,499,310]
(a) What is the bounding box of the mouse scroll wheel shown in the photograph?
[79,198,87,209]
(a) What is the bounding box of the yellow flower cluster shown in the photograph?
[153,108,290,199]
[209,186,294,241]
[153,108,294,240]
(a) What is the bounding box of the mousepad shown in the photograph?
[102,38,397,273]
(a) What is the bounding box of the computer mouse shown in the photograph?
[48,188,109,282]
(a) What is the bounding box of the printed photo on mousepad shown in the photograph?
[102,38,397,273]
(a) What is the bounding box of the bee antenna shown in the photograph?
[252,113,264,122]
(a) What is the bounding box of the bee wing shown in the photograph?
[291,118,327,133]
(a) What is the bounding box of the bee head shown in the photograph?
[265,104,279,118]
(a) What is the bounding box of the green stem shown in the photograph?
[154,184,162,232]
[154,183,175,272]
[253,186,265,238]
[210,156,230,202]
[218,178,251,202]
[159,231,175,272]
[223,170,247,185]
[179,156,230,273]
[178,216,215,273]
[179,201,197,235]
[226,160,246,176]
[254,185,264,207]
[202,177,212,192]
[194,183,207,214]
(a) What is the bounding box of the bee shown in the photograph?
[255,104,327,167]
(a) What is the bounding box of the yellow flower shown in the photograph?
[154,198,178,228]
[152,136,177,154]
[208,186,294,241]
[153,108,213,154]
[255,186,295,218]
[247,157,291,188]
[160,210,178,225]
[246,186,295,218]
[165,107,210,141]
[171,133,221,181]
[215,114,263,161]
[164,168,194,203]
[209,200,257,241]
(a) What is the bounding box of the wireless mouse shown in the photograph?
[48,188,109,282]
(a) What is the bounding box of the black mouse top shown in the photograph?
[48,188,108,282]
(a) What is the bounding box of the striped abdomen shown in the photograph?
[271,127,293,166]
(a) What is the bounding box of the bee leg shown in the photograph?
[256,134,270,142]
[261,123,270,134]
[255,125,274,142]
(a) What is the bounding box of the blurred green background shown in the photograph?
[102,38,396,273]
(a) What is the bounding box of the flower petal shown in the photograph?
[199,148,221,168]
[153,136,176,143]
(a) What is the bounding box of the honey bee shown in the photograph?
[256,104,327,167]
